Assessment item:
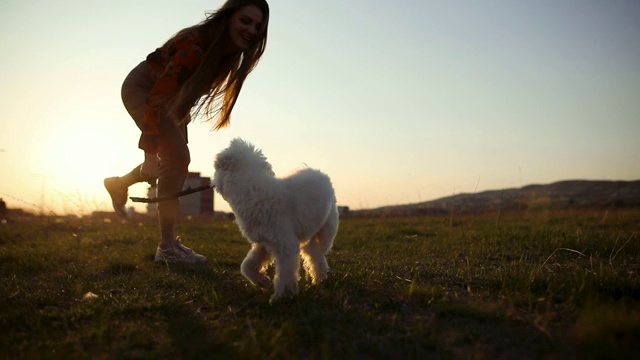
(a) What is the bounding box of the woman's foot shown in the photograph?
[154,237,207,263]
[103,177,128,218]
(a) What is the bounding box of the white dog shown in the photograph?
[213,138,339,303]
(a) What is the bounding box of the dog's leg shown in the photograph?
[268,239,300,304]
[241,243,272,289]
[302,205,339,284]
[301,241,326,285]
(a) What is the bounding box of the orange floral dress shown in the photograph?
[139,32,205,153]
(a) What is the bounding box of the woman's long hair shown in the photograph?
[165,0,269,129]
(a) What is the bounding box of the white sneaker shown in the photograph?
[154,237,207,263]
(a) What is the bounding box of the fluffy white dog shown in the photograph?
[213,138,339,303]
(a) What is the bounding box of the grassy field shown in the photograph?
[1,209,639,359]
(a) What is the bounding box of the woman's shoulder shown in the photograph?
[146,28,205,68]
[172,29,205,50]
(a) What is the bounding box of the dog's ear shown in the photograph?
[262,162,275,175]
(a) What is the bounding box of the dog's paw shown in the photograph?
[269,292,294,305]
[246,274,271,291]
[256,275,271,290]
[269,283,299,304]
[314,270,329,284]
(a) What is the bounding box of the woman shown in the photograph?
[104,0,269,263]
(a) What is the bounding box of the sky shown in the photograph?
[0,0,639,216]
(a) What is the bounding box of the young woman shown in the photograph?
[104,0,269,263]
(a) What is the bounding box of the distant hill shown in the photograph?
[351,180,640,217]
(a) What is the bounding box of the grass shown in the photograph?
[1,208,639,359]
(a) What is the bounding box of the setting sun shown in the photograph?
[35,114,147,215]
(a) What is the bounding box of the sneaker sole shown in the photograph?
[154,256,207,264]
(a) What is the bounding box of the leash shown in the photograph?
[129,184,214,203]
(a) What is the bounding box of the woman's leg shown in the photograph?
[153,120,205,263]
[155,119,189,248]
[104,61,156,216]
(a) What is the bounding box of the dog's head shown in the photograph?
[213,138,275,196]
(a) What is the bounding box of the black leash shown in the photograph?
[129,184,214,203]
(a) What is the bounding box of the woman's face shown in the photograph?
[228,5,265,50]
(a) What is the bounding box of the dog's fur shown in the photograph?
[213,138,339,303]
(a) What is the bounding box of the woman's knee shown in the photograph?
[159,146,190,176]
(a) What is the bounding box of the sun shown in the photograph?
[39,116,144,214]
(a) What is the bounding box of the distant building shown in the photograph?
[147,172,214,217]
[338,206,350,217]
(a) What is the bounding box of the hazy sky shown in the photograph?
[1,0,639,215]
